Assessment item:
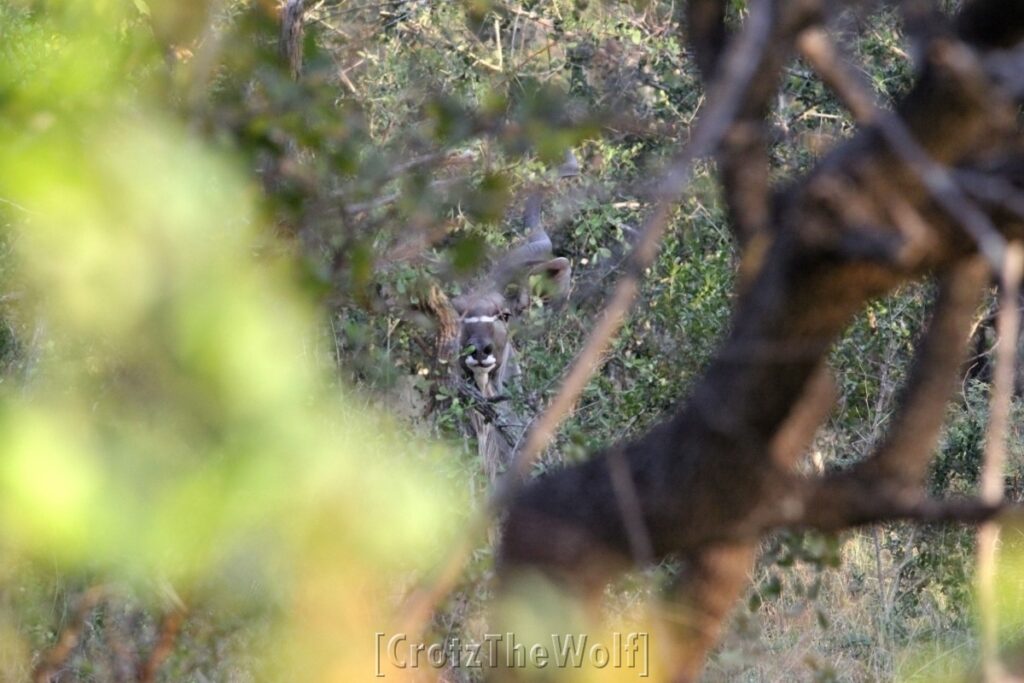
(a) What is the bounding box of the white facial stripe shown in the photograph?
[465,356,478,366]
[480,355,496,367]
[462,315,497,324]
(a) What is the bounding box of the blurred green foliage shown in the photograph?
[0,2,465,679]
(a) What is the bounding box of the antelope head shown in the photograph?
[452,195,571,397]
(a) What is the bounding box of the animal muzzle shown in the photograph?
[464,345,499,392]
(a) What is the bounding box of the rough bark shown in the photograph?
[279,0,305,80]
[498,1,1024,678]
[684,0,820,246]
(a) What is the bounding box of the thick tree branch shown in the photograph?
[499,2,1024,677]
[844,257,989,488]
[662,543,757,683]
[797,25,1014,270]
[796,489,1009,531]
[684,0,821,246]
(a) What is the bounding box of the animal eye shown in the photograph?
[499,310,511,322]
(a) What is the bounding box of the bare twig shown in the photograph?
[977,242,1023,683]
[685,0,814,245]
[280,0,306,80]
[32,585,106,683]
[607,446,655,565]
[398,0,782,639]
[0,196,41,216]
[320,0,403,18]
[497,0,779,498]
[184,0,229,111]
[137,604,187,683]
[386,149,478,181]
[342,174,468,215]
[380,220,456,265]
[851,257,990,485]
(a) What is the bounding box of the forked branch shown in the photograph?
[498,1,1024,679]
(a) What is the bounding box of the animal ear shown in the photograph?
[531,257,571,301]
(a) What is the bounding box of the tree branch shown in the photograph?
[796,25,1014,270]
[977,242,1023,683]
[684,0,821,246]
[137,604,187,683]
[32,586,106,683]
[498,3,1024,678]
[399,0,788,639]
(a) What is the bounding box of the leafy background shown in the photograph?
[1,1,1022,681]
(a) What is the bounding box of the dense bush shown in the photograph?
[0,1,1017,681]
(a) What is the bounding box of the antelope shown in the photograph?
[451,193,572,481]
